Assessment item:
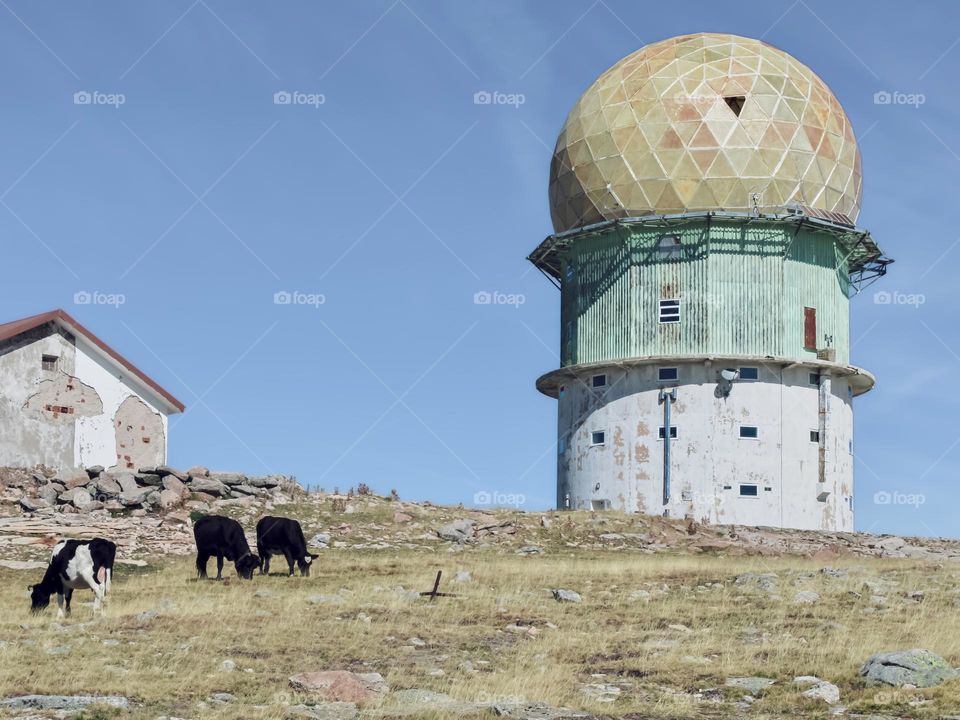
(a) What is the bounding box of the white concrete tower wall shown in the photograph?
[554,360,856,531]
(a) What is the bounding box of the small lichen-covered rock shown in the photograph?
[860,648,959,688]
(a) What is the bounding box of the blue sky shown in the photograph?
[1,1,957,536]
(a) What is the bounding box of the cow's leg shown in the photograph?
[56,592,65,619]
[283,549,295,576]
[64,588,73,616]
[216,555,224,580]
[257,544,267,574]
[196,553,209,579]
[263,553,271,575]
[106,568,112,595]
[79,569,104,612]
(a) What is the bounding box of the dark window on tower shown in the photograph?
[591,374,607,388]
[739,426,759,439]
[659,299,681,324]
[739,484,759,497]
[810,430,820,443]
[809,372,821,386]
[724,95,746,116]
[658,367,678,381]
[739,367,759,380]
[658,426,678,439]
[656,234,682,260]
[41,355,58,371]
[591,430,606,446]
[804,307,817,350]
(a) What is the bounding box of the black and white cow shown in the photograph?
[193,515,260,580]
[256,516,318,576]
[29,538,117,617]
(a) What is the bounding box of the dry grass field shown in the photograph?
[0,497,958,719]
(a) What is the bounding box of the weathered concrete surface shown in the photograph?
[111,395,165,472]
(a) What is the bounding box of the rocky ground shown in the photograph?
[0,477,958,719]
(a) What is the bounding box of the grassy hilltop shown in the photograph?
[0,492,958,719]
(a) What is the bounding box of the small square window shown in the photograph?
[810,430,820,443]
[591,374,607,388]
[591,499,610,511]
[809,372,820,386]
[41,355,58,372]
[739,367,759,380]
[739,426,759,439]
[658,426,678,439]
[659,298,681,324]
[849,439,853,455]
[590,431,606,446]
[658,367,678,381]
[739,484,759,497]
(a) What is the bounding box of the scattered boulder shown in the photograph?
[437,519,475,542]
[135,473,163,487]
[802,681,840,704]
[492,700,590,718]
[187,465,210,478]
[38,484,62,505]
[726,677,776,695]
[734,573,778,592]
[156,465,187,481]
[551,588,582,603]
[19,497,50,512]
[288,701,359,720]
[860,648,959,688]
[289,671,388,704]
[210,471,246,486]
[159,489,183,509]
[95,475,122,496]
[794,590,820,604]
[0,695,129,711]
[189,478,229,497]
[309,533,331,547]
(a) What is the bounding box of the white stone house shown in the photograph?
[0,309,184,472]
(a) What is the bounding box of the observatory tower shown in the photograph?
[529,33,891,531]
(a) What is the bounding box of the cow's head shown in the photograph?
[29,584,50,613]
[297,553,320,577]
[236,554,260,580]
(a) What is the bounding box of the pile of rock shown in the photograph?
[2,465,298,515]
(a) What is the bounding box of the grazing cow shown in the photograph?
[29,538,117,617]
[193,515,260,580]
[256,516,318,576]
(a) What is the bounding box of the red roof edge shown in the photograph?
[0,309,185,413]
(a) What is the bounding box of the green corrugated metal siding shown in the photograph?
[560,220,850,366]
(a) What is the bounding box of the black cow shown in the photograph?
[256,516,318,576]
[193,515,260,580]
[30,538,116,617]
